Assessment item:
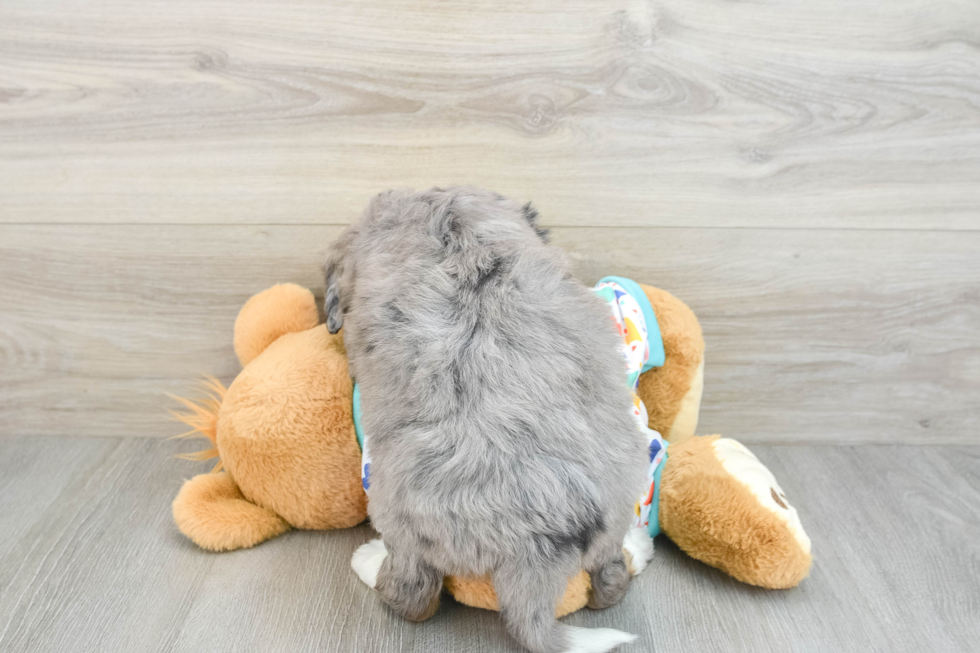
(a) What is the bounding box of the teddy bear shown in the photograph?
[171,281,811,617]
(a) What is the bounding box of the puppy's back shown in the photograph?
[326,187,646,653]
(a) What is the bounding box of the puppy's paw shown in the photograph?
[622,526,654,575]
[563,626,637,653]
[351,538,388,589]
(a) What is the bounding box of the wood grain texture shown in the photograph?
[1,437,977,652]
[1,0,979,228]
[2,224,977,444]
[2,3,976,649]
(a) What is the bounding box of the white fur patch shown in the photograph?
[622,526,654,575]
[563,626,637,653]
[351,538,387,589]
[712,438,812,554]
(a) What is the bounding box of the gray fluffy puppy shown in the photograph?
[324,187,646,653]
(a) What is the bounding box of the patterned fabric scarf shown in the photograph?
[594,277,668,537]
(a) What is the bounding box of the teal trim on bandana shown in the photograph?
[598,276,665,371]
[352,382,364,451]
[648,443,668,538]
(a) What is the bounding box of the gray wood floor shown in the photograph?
[1,436,977,653]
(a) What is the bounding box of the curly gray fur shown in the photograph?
[324,187,646,653]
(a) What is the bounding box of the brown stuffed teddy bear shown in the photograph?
[171,281,810,618]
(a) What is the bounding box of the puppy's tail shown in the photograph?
[493,561,636,653]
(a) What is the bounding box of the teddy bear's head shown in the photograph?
[173,284,367,552]
[222,283,367,531]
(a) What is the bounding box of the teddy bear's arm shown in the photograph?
[172,472,290,551]
[659,436,812,589]
[636,285,705,443]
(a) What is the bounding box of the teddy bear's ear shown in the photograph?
[234,284,320,367]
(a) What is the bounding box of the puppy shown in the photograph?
[324,187,646,653]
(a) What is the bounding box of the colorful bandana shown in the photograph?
[352,383,372,491]
[352,276,668,537]
[594,277,668,537]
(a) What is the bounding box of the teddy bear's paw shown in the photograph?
[351,538,388,589]
[563,626,637,653]
[712,438,811,555]
[622,526,654,575]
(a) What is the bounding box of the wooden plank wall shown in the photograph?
[1,0,978,444]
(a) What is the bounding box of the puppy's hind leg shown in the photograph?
[494,553,636,653]
[371,540,443,622]
[583,538,632,610]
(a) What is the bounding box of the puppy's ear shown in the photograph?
[323,233,352,334]
[324,269,344,334]
[521,202,550,243]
